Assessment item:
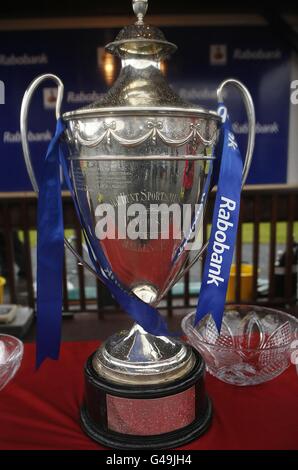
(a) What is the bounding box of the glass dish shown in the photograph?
[182,305,298,386]
[0,334,23,391]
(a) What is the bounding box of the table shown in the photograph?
[0,341,297,450]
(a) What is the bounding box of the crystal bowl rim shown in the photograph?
[0,334,24,367]
[182,305,298,352]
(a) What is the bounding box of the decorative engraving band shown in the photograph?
[73,119,217,149]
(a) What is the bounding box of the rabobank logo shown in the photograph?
[0,80,4,104]
[3,130,52,144]
[43,88,104,108]
[233,121,279,135]
[67,90,104,104]
[176,85,228,101]
[233,48,282,60]
[0,53,48,66]
[210,45,227,66]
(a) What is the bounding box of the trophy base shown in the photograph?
[80,348,212,450]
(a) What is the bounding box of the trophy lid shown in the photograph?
[105,0,176,62]
[63,0,219,121]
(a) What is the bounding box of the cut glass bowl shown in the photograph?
[0,334,23,391]
[182,305,298,386]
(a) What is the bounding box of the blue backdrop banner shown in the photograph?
[0,25,291,190]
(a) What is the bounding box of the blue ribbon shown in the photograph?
[36,119,65,368]
[36,102,243,367]
[195,104,243,331]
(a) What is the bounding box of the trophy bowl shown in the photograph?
[20,0,255,450]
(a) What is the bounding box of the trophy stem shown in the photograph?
[91,322,195,385]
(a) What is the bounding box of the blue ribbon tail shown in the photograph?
[195,103,243,333]
[36,118,65,368]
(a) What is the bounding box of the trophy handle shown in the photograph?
[216,78,255,187]
[164,79,256,293]
[20,74,99,278]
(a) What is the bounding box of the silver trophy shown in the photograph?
[20,0,255,449]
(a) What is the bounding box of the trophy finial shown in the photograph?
[132,0,148,25]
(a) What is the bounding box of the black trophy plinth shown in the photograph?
[80,348,212,450]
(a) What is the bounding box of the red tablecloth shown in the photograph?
[0,340,297,450]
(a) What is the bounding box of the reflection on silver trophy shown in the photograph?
[20,0,255,449]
